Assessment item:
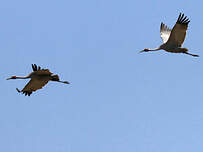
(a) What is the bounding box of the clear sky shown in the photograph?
[1,0,203,152]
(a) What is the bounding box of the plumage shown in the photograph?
[21,77,50,96]
[140,13,199,57]
[166,13,190,47]
[160,23,171,43]
[7,64,70,96]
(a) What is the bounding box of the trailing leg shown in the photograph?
[183,52,199,57]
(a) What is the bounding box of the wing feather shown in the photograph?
[32,64,39,71]
[160,23,171,43]
[20,78,49,96]
[166,13,190,47]
[35,69,53,75]
[31,64,52,75]
[32,64,49,72]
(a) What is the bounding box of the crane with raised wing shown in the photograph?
[140,13,199,57]
[7,64,70,96]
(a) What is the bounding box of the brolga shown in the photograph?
[140,13,199,57]
[7,64,70,96]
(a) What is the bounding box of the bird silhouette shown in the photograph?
[7,64,70,96]
[140,13,199,57]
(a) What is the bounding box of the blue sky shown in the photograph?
[1,0,203,152]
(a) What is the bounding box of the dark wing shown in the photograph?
[166,13,190,47]
[19,77,49,96]
[160,23,171,43]
[32,64,41,71]
[31,64,53,75]
[35,69,53,75]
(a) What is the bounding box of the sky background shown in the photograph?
[1,0,203,152]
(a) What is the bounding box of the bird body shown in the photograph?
[140,13,199,57]
[159,43,187,53]
[7,64,70,96]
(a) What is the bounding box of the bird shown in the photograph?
[140,13,199,57]
[7,64,70,96]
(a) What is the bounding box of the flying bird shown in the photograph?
[7,64,70,96]
[140,13,199,57]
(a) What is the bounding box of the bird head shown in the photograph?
[6,76,17,80]
[140,49,150,53]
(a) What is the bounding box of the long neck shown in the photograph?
[148,48,161,51]
[15,76,30,79]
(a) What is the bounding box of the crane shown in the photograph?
[140,13,199,57]
[7,64,70,96]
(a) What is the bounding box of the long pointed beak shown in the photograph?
[6,77,11,80]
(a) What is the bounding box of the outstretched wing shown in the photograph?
[31,64,53,75]
[19,77,49,96]
[160,23,171,43]
[166,13,190,47]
